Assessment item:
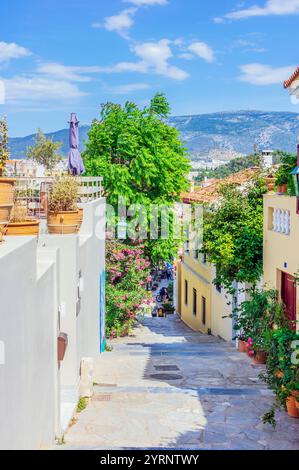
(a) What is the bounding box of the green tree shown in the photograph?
[195,153,262,183]
[203,178,267,290]
[26,128,62,171]
[84,93,190,264]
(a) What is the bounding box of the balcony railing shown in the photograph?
[14,176,104,220]
[271,208,291,235]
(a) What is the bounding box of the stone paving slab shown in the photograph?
[60,314,299,450]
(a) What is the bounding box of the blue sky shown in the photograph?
[0,0,298,136]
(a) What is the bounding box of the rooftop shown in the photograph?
[284,66,299,89]
[181,168,260,204]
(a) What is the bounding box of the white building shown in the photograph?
[0,180,106,449]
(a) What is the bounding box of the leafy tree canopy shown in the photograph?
[26,128,62,171]
[84,93,191,263]
[203,178,267,290]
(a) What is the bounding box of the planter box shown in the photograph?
[47,210,80,234]
[6,219,40,236]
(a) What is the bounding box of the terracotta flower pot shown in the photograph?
[291,391,299,411]
[277,184,287,194]
[238,340,247,353]
[274,369,284,379]
[266,178,275,192]
[0,177,16,229]
[47,210,80,234]
[253,350,268,365]
[286,396,299,418]
[77,207,84,226]
[6,219,40,236]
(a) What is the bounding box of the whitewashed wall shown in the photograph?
[0,198,105,449]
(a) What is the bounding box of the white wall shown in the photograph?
[0,198,106,449]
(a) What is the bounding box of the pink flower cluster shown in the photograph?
[246,337,255,357]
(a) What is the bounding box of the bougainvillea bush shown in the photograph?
[106,240,153,338]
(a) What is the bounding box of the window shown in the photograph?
[184,280,188,305]
[193,288,197,316]
[202,252,207,264]
[216,281,222,294]
[202,296,206,325]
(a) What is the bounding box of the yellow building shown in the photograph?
[176,250,234,341]
[176,169,260,341]
[263,193,299,330]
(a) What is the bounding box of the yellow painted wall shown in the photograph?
[179,250,212,333]
[178,251,233,339]
[211,267,233,342]
[263,194,299,330]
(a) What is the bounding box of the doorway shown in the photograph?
[281,272,297,330]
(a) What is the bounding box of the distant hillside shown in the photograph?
[9,110,299,162]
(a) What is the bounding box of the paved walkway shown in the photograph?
[62,314,299,450]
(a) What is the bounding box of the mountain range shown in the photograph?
[9,110,299,165]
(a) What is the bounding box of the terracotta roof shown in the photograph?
[284,67,299,89]
[181,168,260,204]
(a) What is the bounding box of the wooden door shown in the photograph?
[281,272,297,330]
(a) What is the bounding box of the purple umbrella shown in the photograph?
[68,113,85,175]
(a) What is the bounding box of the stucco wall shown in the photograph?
[263,194,299,328]
[179,253,212,333]
[177,253,234,340]
[0,198,106,449]
[0,238,57,450]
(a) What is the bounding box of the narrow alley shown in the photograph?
[61,314,299,450]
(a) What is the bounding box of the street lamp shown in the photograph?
[290,143,299,213]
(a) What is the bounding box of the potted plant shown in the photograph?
[261,328,299,426]
[0,117,15,237]
[47,176,81,234]
[6,204,40,236]
[234,289,287,364]
[275,153,297,195]
[264,169,277,192]
[162,302,175,314]
[237,334,247,353]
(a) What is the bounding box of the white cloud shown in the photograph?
[37,62,102,82]
[98,39,189,81]
[232,39,267,53]
[125,0,168,5]
[239,64,295,85]
[94,0,168,37]
[133,39,189,80]
[213,17,225,24]
[178,53,194,60]
[106,83,150,94]
[221,0,299,21]
[0,42,31,63]
[1,76,86,102]
[93,8,137,38]
[188,42,215,63]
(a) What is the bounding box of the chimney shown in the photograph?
[262,150,273,169]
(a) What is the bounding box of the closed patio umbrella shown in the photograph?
[68,113,85,175]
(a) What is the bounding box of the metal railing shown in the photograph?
[13,176,104,219]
